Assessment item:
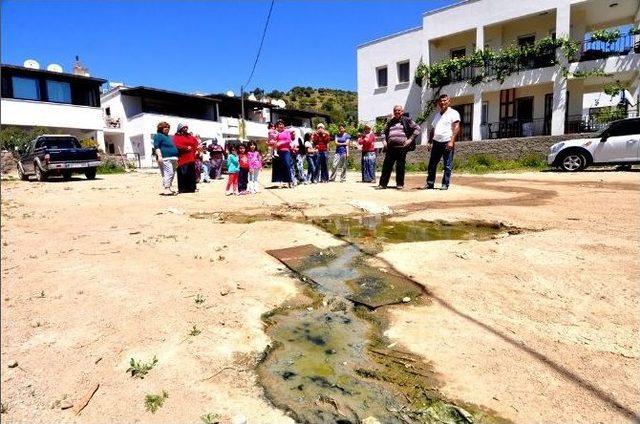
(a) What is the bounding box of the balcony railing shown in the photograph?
[481,116,603,139]
[442,33,638,85]
[447,47,557,84]
[578,33,638,61]
[104,116,121,128]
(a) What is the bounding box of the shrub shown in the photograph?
[97,156,127,174]
[79,138,100,149]
[0,126,52,153]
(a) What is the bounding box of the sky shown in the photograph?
[1,0,456,94]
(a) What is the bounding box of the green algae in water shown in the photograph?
[312,215,505,246]
[257,297,510,424]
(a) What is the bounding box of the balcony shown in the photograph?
[479,108,639,140]
[437,32,638,86]
[578,33,638,61]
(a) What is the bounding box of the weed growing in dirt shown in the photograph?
[200,413,220,424]
[127,355,158,378]
[189,325,202,336]
[195,294,205,305]
[144,390,168,413]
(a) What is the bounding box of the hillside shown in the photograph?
[250,86,357,124]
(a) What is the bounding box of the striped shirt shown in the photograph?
[386,118,420,149]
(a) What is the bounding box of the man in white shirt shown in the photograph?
[425,94,461,190]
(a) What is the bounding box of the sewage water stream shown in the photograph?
[192,212,516,423]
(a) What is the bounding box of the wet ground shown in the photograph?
[244,215,514,423]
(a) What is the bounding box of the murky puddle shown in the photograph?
[191,212,516,423]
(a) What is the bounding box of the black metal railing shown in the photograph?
[480,109,638,140]
[482,118,551,139]
[578,33,638,61]
[437,33,638,86]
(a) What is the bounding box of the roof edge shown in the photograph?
[422,0,479,17]
[357,26,422,49]
[1,63,107,84]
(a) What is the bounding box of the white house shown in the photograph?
[1,63,107,147]
[101,86,225,168]
[101,86,330,168]
[357,0,640,141]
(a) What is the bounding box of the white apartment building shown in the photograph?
[101,86,329,168]
[1,64,107,147]
[357,0,640,142]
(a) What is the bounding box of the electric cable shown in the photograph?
[243,0,276,89]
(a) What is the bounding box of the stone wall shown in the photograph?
[376,133,594,166]
[1,150,17,174]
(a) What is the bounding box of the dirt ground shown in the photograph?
[1,168,638,424]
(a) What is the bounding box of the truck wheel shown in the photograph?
[85,168,97,180]
[18,163,29,181]
[35,164,48,181]
[62,171,72,180]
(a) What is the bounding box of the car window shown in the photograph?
[37,137,81,149]
[609,120,640,137]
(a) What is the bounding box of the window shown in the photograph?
[12,76,40,100]
[518,35,535,47]
[46,80,71,103]
[451,48,466,59]
[481,102,488,124]
[376,67,388,88]
[609,120,640,136]
[397,61,410,83]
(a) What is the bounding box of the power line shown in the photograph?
[243,0,275,90]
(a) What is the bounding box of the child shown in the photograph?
[225,144,239,195]
[199,142,211,183]
[247,141,263,193]
[267,122,278,159]
[237,143,250,194]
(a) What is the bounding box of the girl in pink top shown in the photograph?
[267,122,278,158]
[247,141,263,194]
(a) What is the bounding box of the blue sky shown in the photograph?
[1,0,456,94]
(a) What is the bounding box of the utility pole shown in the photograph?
[240,85,245,122]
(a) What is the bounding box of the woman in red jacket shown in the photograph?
[172,123,199,193]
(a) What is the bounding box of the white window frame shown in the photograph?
[376,66,388,88]
[396,60,410,84]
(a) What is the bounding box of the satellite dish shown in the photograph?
[226,90,235,97]
[47,63,63,73]
[23,59,40,69]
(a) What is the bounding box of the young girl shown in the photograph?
[237,144,250,194]
[247,141,263,193]
[267,122,278,159]
[225,144,239,195]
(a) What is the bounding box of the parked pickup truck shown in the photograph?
[17,135,101,181]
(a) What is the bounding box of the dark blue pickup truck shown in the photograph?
[17,135,101,181]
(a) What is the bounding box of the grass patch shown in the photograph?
[96,162,127,174]
[454,152,547,173]
[144,390,168,413]
[403,152,547,174]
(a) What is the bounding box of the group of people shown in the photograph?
[152,93,461,195]
[266,120,377,189]
[152,122,227,195]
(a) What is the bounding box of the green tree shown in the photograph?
[0,126,52,154]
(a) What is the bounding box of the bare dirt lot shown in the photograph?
[1,169,639,423]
